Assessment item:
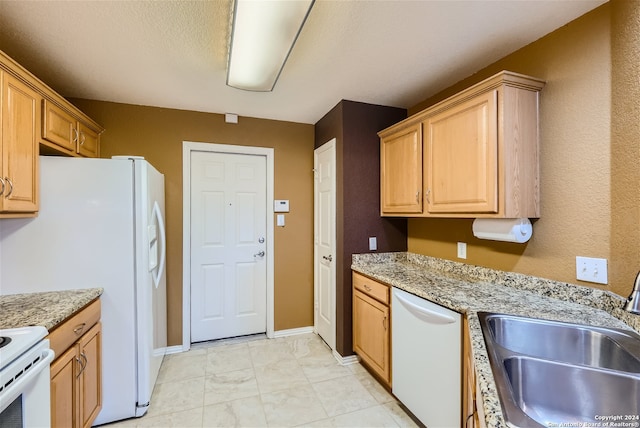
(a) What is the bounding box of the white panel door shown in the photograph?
[190,151,267,342]
[314,139,336,350]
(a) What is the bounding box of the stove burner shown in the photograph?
[0,336,11,349]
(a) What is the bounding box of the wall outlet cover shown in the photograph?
[369,237,377,251]
[457,242,467,259]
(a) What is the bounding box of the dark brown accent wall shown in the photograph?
[315,100,407,357]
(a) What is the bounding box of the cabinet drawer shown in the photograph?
[48,299,101,358]
[353,272,389,304]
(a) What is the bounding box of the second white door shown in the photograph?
[190,150,267,342]
[314,139,336,350]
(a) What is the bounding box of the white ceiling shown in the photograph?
[0,0,606,125]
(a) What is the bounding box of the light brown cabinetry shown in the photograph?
[42,100,100,158]
[0,49,103,217]
[49,299,102,428]
[463,316,484,428]
[425,91,498,214]
[380,123,422,214]
[0,70,39,216]
[379,71,545,218]
[352,272,391,386]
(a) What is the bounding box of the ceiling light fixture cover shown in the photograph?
[227,0,315,92]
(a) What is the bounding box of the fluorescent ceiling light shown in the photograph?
[227,0,315,92]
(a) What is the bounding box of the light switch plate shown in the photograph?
[576,256,608,284]
[276,214,285,227]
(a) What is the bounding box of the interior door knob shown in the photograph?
[322,255,333,262]
[254,251,265,258]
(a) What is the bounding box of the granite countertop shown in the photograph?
[0,288,103,331]
[352,252,640,428]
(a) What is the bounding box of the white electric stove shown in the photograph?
[0,326,55,427]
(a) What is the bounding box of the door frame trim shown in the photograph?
[182,141,275,351]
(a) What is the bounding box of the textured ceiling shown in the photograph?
[0,0,606,124]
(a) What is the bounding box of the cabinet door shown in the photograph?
[42,100,77,152]
[1,73,39,213]
[353,288,390,383]
[77,122,99,158]
[463,317,476,427]
[380,124,422,214]
[51,345,78,428]
[79,322,102,428]
[425,90,498,214]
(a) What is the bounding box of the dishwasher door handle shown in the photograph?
[394,289,456,325]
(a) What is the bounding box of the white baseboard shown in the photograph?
[273,326,315,338]
[164,345,184,355]
[333,350,360,366]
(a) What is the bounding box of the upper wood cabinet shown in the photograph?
[379,71,545,218]
[380,123,422,214]
[0,71,39,216]
[0,49,103,217]
[1,49,103,159]
[42,100,100,158]
[425,90,498,214]
[76,122,99,158]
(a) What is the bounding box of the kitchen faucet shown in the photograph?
[623,271,640,314]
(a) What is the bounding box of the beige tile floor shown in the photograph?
[103,333,419,428]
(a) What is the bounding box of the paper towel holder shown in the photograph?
[472,218,533,243]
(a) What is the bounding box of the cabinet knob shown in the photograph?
[415,191,420,204]
[0,177,4,196]
[364,284,372,292]
[425,189,431,204]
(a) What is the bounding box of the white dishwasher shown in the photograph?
[392,287,461,428]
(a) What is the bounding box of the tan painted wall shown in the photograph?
[407,4,640,296]
[611,0,640,298]
[69,100,315,346]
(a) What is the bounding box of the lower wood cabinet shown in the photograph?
[463,316,484,428]
[352,272,391,386]
[49,300,102,428]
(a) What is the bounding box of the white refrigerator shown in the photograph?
[0,156,167,425]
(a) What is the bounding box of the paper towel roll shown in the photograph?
[472,218,533,243]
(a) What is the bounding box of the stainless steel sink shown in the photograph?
[485,313,640,372]
[503,356,640,427]
[478,313,640,427]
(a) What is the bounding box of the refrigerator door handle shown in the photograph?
[151,200,166,288]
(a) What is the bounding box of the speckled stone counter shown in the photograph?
[352,252,640,428]
[0,288,103,331]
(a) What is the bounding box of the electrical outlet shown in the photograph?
[576,256,608,284]
[457,242,467,259]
